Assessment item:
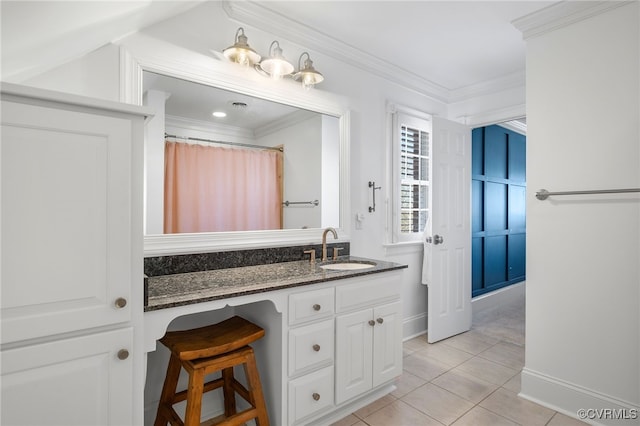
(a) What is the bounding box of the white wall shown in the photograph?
[522,2,639,420]
[256,114,322,230]
[16,1,527,340]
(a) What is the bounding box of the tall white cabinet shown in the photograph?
[0,83,150,425]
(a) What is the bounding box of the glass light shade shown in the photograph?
[294,53,324,89]
[258,41,294,79]
[223,28,261,66]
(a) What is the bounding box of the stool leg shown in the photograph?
[222,367,237,417]
[243,352,269,426]
[154,353,182,426]
[184,367,205,426]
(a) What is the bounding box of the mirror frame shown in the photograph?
[121,47,351,256]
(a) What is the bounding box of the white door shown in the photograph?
[1,328,133,426]
[335,308,373,404]
[372,301,403,387]
[1,100,133,343]
[426,117,471,343]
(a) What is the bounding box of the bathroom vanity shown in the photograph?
[144,257,406,425]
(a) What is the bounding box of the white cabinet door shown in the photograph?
[335,309,373,404]
[372,301,403,387]
[1,327,133,426]
[1,100,134,343]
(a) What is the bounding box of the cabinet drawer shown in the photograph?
[336,273,400,313]
[288,366,334,424]
[288,287,334,325]
[288,319,334,376]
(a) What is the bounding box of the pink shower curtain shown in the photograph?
[164,141,282,233]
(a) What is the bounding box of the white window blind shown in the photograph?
[391,109,432,243]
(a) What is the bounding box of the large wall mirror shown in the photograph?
[125,52,350,256]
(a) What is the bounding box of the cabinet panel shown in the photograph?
[288,319,334,376]
[288,366,334,424]
[288,287,334,325]
[335,274,399,313]
[335,309,373,404]
[372,302,403,387]
[1,328,133,426]
[1,101,134,343]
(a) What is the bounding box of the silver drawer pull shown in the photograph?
[313,304,321,311]
[114,297,127,308]
[368,320,375,326]
[117,349,129,360]
[312,393,320,401]
[313,344,321,352]
[377,318,384,324]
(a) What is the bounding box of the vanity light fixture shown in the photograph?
[293,52,324,90]
[222,27,261,66]
[257,41,294,79]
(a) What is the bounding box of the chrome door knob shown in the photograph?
[433,235,444,245]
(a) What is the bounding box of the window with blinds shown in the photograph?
[390,109,432,243]
[400,125,429,234]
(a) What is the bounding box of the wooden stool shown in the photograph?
[154,316,269,426]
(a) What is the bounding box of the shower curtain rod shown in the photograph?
[165,133,283,152]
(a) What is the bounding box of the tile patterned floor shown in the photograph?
[330,296,588,426]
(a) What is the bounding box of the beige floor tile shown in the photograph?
[440,330,499,355]
[431,370,499,404]
[329,414,366,426]
[401,383,474,425]
[391,371,427,398]
[404,335,430,352]
[547,412,589,425]
[414,341,475,368]
[501,371,522,393]
[403,351,450,381]
[362,400,444,426]
[451,406,518,426]
[454,356,519,386]
[353,393,395,419]
[479,388,555,426]
[478,341,525,370]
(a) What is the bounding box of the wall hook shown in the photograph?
[368,181,381,212]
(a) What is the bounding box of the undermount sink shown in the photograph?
[319,261,376,271]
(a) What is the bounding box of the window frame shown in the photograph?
[388,106,433,244]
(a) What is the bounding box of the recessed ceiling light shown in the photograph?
[212,111,227,118]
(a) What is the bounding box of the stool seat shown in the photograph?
[154,316,269,426]
[160,315,265,361]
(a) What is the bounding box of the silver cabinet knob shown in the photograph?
[117,349,129,360]
[313,344,321,352]
[313,304,321,311]
[368,320,375,326]
[377,318,384,324]
[115,297,127,308]
[312,393,320,401]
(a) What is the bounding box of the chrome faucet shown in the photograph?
[321,227,338,262]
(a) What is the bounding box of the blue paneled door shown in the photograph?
[471,125,526,297]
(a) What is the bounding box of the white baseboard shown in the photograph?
[471,281,525,316]
[402,313,427,340]
[520,368,640,426]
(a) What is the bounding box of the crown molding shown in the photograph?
[512,0,634,40]
[498,119,527,135]
[224,0,519,104]
[448,70,526,103]
[165,114,255,141]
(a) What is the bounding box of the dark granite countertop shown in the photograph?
[145,256,407,312]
